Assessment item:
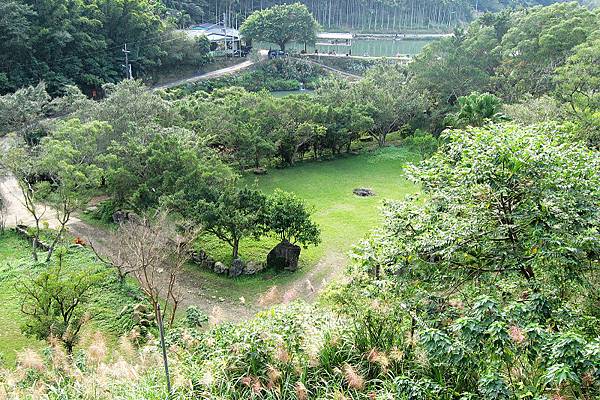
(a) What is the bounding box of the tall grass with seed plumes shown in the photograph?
[3,299,599,399]
[0,332,178,400]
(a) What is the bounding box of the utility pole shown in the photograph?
[122,43,132,80]
[223,12,229,57]
[156,304,172,396]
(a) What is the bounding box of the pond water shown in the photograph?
[271,89,316,98]
[258,38,432,57]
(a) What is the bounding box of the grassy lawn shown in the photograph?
[0,234,43,367]
[185,146,420,301]
[0,232,141,367]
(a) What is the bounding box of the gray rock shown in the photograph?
[353,188,376,197]
[132,311,143,323]
[252,167,268,175]
[243,261,265,275]
[189,249,207,264]
[213,262,228,274]
[119,305,130,316]
[133,303,149,314]
[139,318,151,327]
[112,210,128,224]
[204,257,216,270]
[267,240,301,272]
[229,258,244,277]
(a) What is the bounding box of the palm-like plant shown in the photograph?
[445,91,508,128]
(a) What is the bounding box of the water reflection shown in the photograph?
[258,39,431,57]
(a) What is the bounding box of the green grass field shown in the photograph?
[0,234,43,366]
[186,146,420,300]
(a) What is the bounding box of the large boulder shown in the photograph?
[112,210,128,224]
[267,240,301,272]
[229,258,245,278]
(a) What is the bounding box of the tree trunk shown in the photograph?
[520,265,535,281]
[232,238,240,259]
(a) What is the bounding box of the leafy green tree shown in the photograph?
[240,3,319,51]
[402,130,439,158]
[1,118,104,261]
[19,259,104,353]
[192,186,267,260]
[163,0,206,26]
[264,189,320,248]
[554,32,600,148]
[410,23,500,114]
[358,123,599,285]
[78,80,174,146]
[0,143,46,261]
[105,127,227,211]
[444,91,506,128]
[497,2,596,100]
[0,0,35,93]
[502,94,568,125]
[352,64,427,146]
[0,0,205,94]
[0,83,50,141]
[555,33,600,114]
[274,95,326,164]
[36,119,104,261]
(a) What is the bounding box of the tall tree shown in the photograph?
[497,2,597,100]
[240,3,320,51]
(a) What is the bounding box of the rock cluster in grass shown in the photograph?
[112,210,140,224]
[190,249,266,276]
[119,303,155,337]
[353,188,376,197]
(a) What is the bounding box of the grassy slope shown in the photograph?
[185,147,420,301]
[0,232,140,367]
[0,234,43,366]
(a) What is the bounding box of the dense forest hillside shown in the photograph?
[0,0,210,95]
[196,0,586,31]
[0,2,599,399]
[0,0,592,95]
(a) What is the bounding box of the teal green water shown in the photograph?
[258,38,432,57]
[271,89,316,98]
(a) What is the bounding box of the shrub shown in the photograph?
[185,306,208,328]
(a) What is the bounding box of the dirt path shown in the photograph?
[152,50,268,91]
[256,251,348,309]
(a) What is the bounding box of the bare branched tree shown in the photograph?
[91,211,194,327]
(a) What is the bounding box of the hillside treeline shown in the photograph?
[0,0,211,95]
[196,0,582,31]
